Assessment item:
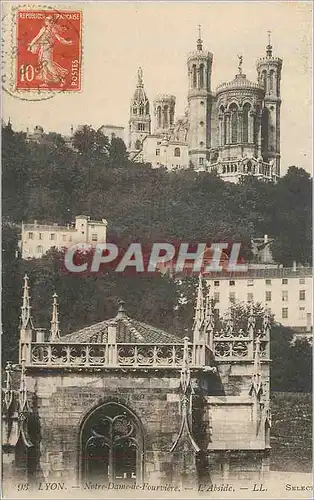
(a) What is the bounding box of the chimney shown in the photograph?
[264,234,268,244]
[34,220,37,228]
[292,260,297,272]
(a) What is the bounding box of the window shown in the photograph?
[230,104,238,144]
[39,233,43,240]
[214,292,220,303]
[199,157,204,166]
[265,291,272,302]
[28,232,33,239]
[199,63,204,88]
[80,402,143,484]
[299,278,305,285]
[282,307,288,319]
[282,290,288,302]
[36,245,43,254]
[174,147,180,157]
[214,281,220,287]
[282,278,288,285]
[242,103,250,143]
[247,279,254,286]
[92,233,98,242]
[192,64,197,88]
[62,234,67,241]
[135,139,141,150]
[157,107,162,128]
[299,290,306,301]
[229,280,235,286]
[265,279,272,285]
[200,141,204,147]
[50,233,55,241]
[137,123,144,131]
[199,121,204,126]
[247,293,254,302]
[156,149,160,156]
[229,292,236,303]
[299,307,305,320]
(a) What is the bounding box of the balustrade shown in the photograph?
[24,334,269,367]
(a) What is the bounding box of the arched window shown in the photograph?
[199,64,204,88]
[145,102,149,115]
[192,65,197,88]
[269,70,274,92]
[242,103,250,143]
[80,402,144,484]
[139,105,144,116]
[261,107,269,155]
[135,139,141,150]
[224,114,227,145]
[262,70,267,89]
[157,106,162,128]
[229,104,238,144]
[174,147,180,157]
[163,105,169,128]
[132,105,137,115]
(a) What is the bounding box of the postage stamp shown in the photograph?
[15,9,82,91]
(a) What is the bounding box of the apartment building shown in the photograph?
[206,266,313,331]
[20,215,107,259]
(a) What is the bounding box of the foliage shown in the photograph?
[2,125,312,265]
[1,125,312,396]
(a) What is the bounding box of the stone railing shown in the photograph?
[24,342,209,369]
[212,330,269,361]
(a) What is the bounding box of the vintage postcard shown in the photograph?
[1,1,312,499]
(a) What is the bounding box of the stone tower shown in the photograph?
[256,33,283,176]
[187,28,213,169]
[153,94,176,135]
[128,67,151,153]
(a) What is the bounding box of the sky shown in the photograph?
[2,1,313,175]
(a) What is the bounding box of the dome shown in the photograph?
[216,73,264,94]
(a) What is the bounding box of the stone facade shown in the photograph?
[2,276,271,493]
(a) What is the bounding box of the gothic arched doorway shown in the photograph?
[79,402,144,484]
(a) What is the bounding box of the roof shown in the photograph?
[59,307,183,344]
[216,73,264,94]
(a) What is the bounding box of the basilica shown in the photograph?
[128,31,282,183]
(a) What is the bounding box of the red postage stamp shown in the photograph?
[16,10,82,91]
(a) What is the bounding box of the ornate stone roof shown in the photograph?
[59,308,183,344]
[216,73,264,94]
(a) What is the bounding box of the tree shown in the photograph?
[72,125,110,157]
[270,167,312,266]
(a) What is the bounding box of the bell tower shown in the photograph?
[187,27,213,170]
[128,67,151,153]
[256,32,283,176]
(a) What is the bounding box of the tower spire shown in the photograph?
[20,274,33,330]
[266,30,272,57]
[197,24,203,51]
[50,293,60,341]
[193,274,205,342]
